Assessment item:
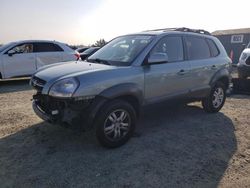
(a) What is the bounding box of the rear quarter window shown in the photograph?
[33,42,64,52]
[185,36,210,60]
[206,39,220,57]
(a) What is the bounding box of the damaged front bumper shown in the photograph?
[32,93,95,129]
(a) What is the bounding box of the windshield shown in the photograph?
[88,35,153,66]
[0,42,15,53]
[83,47,99,54]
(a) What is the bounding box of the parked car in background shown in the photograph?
[80,47,100,60]
[0,40,79,79]
[31,28,231,148]
[238,41,250,79]
[76,47,89,53]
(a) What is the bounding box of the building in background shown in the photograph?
[212,28,250,64]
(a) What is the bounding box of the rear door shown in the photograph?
[144,35,193,103]
[2,43,36,78]
[33,42,63,69]
[184,36,220,92]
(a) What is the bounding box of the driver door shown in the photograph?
[2,43,36,78]
[144,36,192,103]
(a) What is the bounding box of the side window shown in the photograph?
[185,36,210,60]
[33,43,63,52]
[9,43,33,54]
[150,36,184,62]
[206,39,220,57]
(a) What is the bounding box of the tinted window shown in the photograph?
[186,37,210,60]
[83,47,99,54]
[33,42,63,52]
[77,48,89,53]
[151,36,184,62]
[206,39,219,57]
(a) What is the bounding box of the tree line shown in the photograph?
[70,39,107,50]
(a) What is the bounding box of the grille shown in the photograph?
[31,76,46,92]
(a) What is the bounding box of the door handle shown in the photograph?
[178,69,186,75]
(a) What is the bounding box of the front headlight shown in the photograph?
[49,78,79,98]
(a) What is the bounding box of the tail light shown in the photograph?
[74,52,80,60]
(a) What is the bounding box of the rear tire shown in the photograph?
[202,82,226,113]
[94,99,136,148]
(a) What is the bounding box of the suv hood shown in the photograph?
[34,61,114,82]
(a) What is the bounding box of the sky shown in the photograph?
[0,0,249,45]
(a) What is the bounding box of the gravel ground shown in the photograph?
[0,79,250,188]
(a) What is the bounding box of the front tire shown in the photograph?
[94,100,136,148]
[202,82,226,113]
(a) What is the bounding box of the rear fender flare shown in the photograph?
[209,68,230,88]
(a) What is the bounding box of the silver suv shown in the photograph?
[31,28,231,148]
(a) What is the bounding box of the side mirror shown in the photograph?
[148,52,168,64]
[8,50,15,57]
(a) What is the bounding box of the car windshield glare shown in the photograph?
[88,35,153,66]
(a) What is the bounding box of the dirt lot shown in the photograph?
[0,79,250,188]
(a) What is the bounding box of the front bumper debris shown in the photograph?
[32,94,93,128]
[33,100,53,122]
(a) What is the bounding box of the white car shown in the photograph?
[238,42,250,79]
[0,40,79,79]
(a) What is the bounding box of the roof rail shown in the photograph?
[144,28,175,32]
[174,27,211,35]
[143,28,179,32]
[144,27,211,35]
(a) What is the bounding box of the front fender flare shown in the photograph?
[87,83,143,126]
[99,83,144,104]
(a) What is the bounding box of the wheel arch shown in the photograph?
[99,83,143,116]
[112,95,141,117]
[217,76,230,89]
[88,83,143,125]
[210,68,230,89]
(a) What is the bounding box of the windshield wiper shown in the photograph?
[87,58,111,65]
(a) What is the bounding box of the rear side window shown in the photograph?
[33,42,64,52]
[151,36,184,62]
[206,39,219,57]
[185,36,210,60]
